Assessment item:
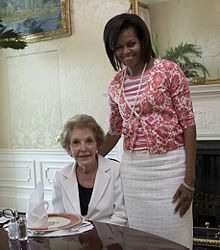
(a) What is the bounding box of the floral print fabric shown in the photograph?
[108,58,196,154]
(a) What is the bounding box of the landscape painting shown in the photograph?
[0,0,71,42]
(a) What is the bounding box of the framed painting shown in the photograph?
[0,0,71,43]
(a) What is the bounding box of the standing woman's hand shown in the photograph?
[172,126,196,217]
[172,184,194,217]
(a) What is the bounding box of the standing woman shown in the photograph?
[100,13,196,249]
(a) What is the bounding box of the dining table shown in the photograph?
[1,220,189,250]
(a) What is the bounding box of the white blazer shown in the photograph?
[52,155,127,226]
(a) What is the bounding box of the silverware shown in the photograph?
[27,221,93,237]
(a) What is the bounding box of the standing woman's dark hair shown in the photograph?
[103,13,156,71]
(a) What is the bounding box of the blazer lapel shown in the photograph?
[87,156,111,215]
[62,163,81,214]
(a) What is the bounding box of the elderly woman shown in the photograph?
[52,114,127,226]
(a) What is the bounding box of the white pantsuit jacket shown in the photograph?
[52,155,127,226]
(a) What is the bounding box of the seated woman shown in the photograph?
[52,114,127,226]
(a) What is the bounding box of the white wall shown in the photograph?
[1,0,220,148]
[0,0,130,149]
[0,0,129,212]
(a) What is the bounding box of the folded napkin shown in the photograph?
[28,220,93,238]
[26,182,48,229]
[0,216,9,224]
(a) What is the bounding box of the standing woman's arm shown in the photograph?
[173,126,196,217]
[99,133,121,157]
[183,126,197,188]
[168,63,197,216]
[100,77,123,157]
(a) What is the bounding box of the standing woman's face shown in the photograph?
[114,28,143,71]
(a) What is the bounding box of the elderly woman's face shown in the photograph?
[69,127,98,168]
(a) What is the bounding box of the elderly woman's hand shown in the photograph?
[172,184,194,217]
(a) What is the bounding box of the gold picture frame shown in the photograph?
[130,0,139,15]
[1,0,71,43]
[188,78,220,86]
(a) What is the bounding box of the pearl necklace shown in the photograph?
[118,62,147,122]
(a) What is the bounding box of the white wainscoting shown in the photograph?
[0,141,123,213]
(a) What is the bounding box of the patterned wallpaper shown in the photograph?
[0,0,130,149]
[7,51,62,148]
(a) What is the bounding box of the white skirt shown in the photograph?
[120,147,193,249]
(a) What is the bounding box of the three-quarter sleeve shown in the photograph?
[168,64,196,129]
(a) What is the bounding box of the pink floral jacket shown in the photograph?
[108,58,196,154]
